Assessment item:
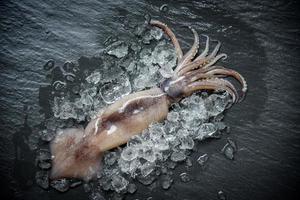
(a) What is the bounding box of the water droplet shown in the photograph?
[218,190,227,200]
[159,4,169,12]
[44,60,55,71]
[180,172,191,182]
[197,153,209,166]
[53,80,66,91]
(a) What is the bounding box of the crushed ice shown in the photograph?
[35,21,235,198]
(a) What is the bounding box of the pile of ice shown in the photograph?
[97,92,230,194]
[50,23,173,123]
[34,20,234,198]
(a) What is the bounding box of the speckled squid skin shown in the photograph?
[86,87,170,152]
[50,88,170,180]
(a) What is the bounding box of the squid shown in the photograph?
[50,20,247,181]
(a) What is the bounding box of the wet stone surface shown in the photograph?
[1,1,299,200]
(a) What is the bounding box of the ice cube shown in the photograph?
[100,74,131,104]
[50,179,70,192]
[196,123,217,140]
[36,149,51,163]
[104,152,118,166]
[129,159,141,176]
[127,183,137,194]
[161,175,173,190]
[121,146,138,161]
[153,137,169,151]
[137,173,156,185]
[111,174,129,193]
[130,42,141,53]
[134,24,147,37]
[89,192,106,200]
[152,41,176,71]
[127,135,143,146]
[106,41,129,58]
[86,71,101,85]
[99,176,112,191]
[215,121,227,131]
[180,110,201,130]
[197,153,209,166]
[35,171,49,189]
[159,66,174,78]
[150,27,163,40]
[140,161,155,177]
[179,172,191,182]
[81,94,93,106]
[227,138,237,152]
[165,134,180,148]
[222,143,235,160]
[170,151,186,162]
[38,162,51,169]
[141,145,157,163]
[179,136,194,150]
[167,111,180,122]
[148,123,164,139]
[205,93,230,116]
[80,87,97,106]
[163,121,179,134]
[39,129,55,142]
[126,61,137,74]
[185,157,193,167]
[118,158,131,173]
[142,31,152,44]
[53,97,77,120]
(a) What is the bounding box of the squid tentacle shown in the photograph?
[175,26,199,72]
[177,58,208,76]
[151,19,247,104]
[194,34,210,61]
[185,78,239,103]
[202,53,227,69]
[207,40,221,59]
[176,40,227,76]
[205,68,247,93]
[184,66,247,102]
[185,65,224,78]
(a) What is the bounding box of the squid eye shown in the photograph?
[160,78,172,91]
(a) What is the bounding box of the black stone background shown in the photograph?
[0,0,299,199]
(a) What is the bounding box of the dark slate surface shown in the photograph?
[0,0,299,199]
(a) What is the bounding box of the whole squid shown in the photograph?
[50,20,247,181]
